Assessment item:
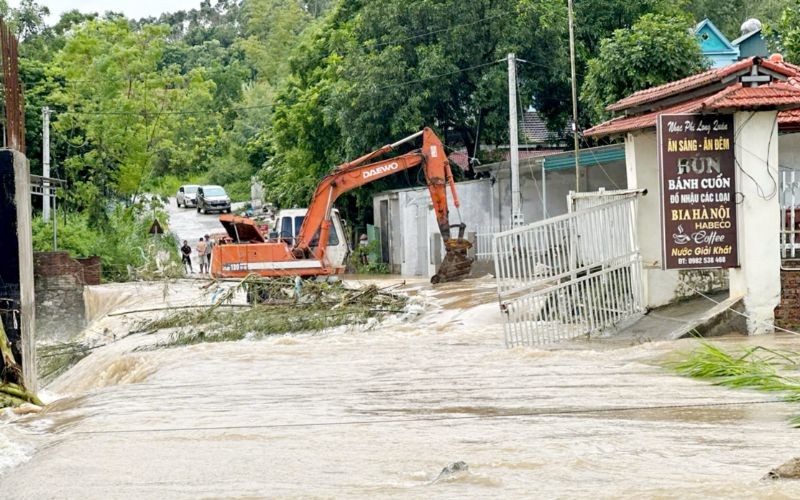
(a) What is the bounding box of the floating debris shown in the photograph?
[134,275,409,348]
[764,457,800,480]
[431,461,470,484]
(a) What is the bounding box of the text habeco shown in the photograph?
[363,162,399,179]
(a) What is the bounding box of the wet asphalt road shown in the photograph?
[165,197,244,245]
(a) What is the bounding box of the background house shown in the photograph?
[695,18,769,68]
[372,113,627,278]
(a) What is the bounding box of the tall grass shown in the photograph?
[675,341,800,425]
[32,198,183,281]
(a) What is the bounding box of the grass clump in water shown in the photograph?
[37,341,96,385]
[674,341,800,425]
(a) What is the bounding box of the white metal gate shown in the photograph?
[780,168,800,268]
[493,197,645,346]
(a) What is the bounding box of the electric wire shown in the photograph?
[370,10,515,49]
[689,286,800,338]
[71,398,788,435]
[371,60,503,91]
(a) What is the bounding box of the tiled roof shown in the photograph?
[520,111,569,143]
[586,85,800,137]
[585,97,709,137]
[779,109,800,131]
[705,82,800,110]
[503,149,564,161]
[587,57,800,137]
[606,58,754,112]
[448,150,470,170]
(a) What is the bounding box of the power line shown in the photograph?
[71,398,787,435]
[371,10,515,49]
[54,104,272,117]
[372,60,503,92]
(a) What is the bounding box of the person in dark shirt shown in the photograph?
[180,240,193,273]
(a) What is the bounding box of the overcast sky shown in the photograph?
[8,0,204,24]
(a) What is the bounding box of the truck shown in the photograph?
[209,127,472,283]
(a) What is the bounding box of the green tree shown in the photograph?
[49,18,218,220]
[769,0,800,63]
[581,13,709,123]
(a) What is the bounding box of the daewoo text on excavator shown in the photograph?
[210,127,473,283]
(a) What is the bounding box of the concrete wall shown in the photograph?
[624,131,733,309]
[779,133,800,167]
[624,113,782,334]
[491,160,628,226]
[728,111,780,334]
[625,131,683,307]
[373,179,494,278]
[33,252,100,343]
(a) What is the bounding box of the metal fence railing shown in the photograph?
[474,224,512,261]
[781,168,800,269]
[493,197,644,347]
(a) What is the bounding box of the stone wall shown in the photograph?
[775,266,800,329]
[674,269,729,301]
[33,252,101,343]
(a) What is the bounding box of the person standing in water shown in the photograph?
[196,237,207,274]
[180,240,193,273]
[204,234,214,273]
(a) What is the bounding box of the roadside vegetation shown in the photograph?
[8,0,800,277]
[31,196,183,281]
[675,341,800,426]
[349,240,390,274]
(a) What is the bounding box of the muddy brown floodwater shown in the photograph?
[2,276,800,498]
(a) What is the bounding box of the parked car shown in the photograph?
[176,184,199,208]
[197,185,232,214]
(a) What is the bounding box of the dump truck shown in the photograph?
[210,127,473,283]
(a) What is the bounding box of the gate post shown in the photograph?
[0,150,36,390]
[728,111,781,334]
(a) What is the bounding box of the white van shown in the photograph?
[273,208,350,266]
[176,184,199,208]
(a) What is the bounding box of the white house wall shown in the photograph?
[374,179,495,278]
[491,160,628,226]
[779,132,800,168]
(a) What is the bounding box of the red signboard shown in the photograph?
[657,113,738,269]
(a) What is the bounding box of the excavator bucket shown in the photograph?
[431,225,474,284]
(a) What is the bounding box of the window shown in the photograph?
[309,223,339,246]
[280,216,293,239]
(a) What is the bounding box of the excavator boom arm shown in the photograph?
[294,127,472,283]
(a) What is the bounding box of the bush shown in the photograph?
[32,197,182,282]
[349,240,389,274]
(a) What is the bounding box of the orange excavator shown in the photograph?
[210,127,473,283]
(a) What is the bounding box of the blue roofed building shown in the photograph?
[694,18,738,68]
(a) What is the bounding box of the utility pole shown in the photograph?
[567,0,581,192]
[508,53,524,227]
[42,106,51,222]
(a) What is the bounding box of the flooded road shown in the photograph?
[3,277,800,497]
[166,196,236,247]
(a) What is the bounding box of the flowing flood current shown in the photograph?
[2,276,800,498]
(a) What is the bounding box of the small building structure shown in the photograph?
[695,19,739,68]
[696,18,769,69]
[733,19,769,59]
[586,55,800,335]
[372,144,627,279]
